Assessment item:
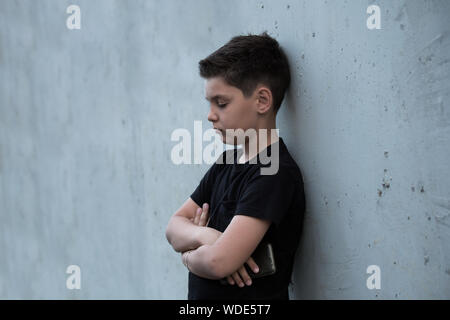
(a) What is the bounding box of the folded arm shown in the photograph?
[182,214,271,280]
[167,198,262,286]
[165,198,221,252]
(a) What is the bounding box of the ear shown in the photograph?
[255,86,273,115]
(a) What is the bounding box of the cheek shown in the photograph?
[236,104,255,127]
[221,101,254,129]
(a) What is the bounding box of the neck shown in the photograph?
[239,125,279,164]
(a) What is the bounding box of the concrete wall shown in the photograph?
[0,0,449,299]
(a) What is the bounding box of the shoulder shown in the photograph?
[214,148,237,165]
[278,138,304,184]
[280,147,304,185]
[252,140,303,185]
[201,148,236,180]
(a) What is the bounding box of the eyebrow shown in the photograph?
[205,94,230,102]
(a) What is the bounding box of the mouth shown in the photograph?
[214,128,225,136]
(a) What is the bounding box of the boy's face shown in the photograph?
[205,77,259,145]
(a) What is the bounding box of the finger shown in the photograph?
[193,208,202,225]
[238,265,252,286]
[226,276,235,285]
[231,272,244,288]
[199,203,209,226]
[246,257,260,274]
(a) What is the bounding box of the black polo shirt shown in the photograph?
[188,137,306,300]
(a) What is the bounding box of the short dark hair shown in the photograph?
[199,31,291,115]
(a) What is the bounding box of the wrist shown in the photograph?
[183,250,192,270]
[194,225,207,246]
[202,227,222,246]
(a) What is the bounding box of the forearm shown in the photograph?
[166,216,203,252]
[183,245,223,280]
[166,215,221,252]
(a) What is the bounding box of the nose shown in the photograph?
[207,107,218,123]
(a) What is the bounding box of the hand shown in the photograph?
[181,203,219,269]
[226,256,259,287]
[189,203,260,285]
[190,203,210,227]
[190,203,222,246]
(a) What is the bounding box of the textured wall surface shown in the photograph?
[0,0,449,299]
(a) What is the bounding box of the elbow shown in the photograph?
[166,234,183,253]
[165,224,172,245]
[165,222,181,252]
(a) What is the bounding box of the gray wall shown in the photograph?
[0,0,449,299]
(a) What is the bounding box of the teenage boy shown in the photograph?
[166,32,306,300]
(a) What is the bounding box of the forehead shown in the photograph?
[204,77,239,101]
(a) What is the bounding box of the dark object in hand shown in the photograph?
[219,242,276,285]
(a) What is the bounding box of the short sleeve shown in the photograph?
[190,149,233,207]
[235,169,297,226]
[190,163,219,208]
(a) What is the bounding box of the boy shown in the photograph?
[165,32,306,300]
